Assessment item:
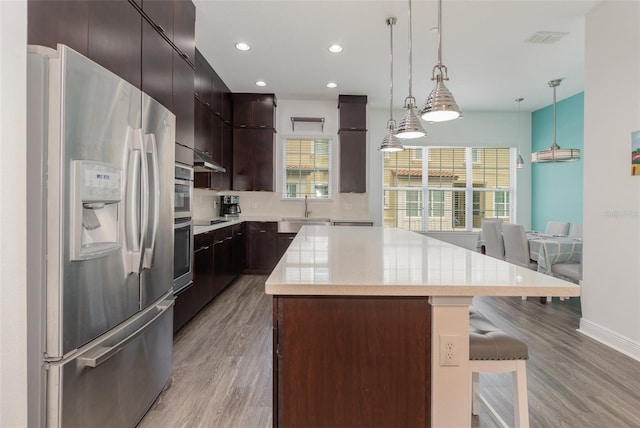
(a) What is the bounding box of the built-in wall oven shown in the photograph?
[174,164,193,292]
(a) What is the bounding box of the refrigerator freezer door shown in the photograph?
[140,94,175,309]
[45,294,174,428]
[49,46,143,357]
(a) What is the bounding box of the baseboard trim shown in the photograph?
[578,318,640,362]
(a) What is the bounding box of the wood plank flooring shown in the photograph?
[138,275,640,428]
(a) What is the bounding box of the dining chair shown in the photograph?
[569,223,583,239]
[502,223,538,270]
[545,221,570,236]
[481,219,504,260]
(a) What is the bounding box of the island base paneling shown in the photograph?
[273,296,431,428]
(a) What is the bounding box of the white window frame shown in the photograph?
[281,136,332,200]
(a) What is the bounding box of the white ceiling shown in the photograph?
[193,0,601,113]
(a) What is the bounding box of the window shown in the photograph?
[383,147,514,231]
[494,191,510,217]
[283,138,331,199]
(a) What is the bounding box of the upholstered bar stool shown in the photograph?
[469,307,530,428]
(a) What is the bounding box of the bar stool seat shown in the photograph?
[469,307,529,428]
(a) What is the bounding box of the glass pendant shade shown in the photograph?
[531,79,581,163]
[517,154,524,169]
[420,73,460,122]
[396,98,425,139]
[380,120,403,152]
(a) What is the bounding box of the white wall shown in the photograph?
[580,1,640,360]
[368,107,533,233]
[0,0,28,425]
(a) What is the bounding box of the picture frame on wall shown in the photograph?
[632,130,640,176]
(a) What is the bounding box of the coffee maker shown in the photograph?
[220,195,241,218]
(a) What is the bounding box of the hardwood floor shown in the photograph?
[139,275,640,428]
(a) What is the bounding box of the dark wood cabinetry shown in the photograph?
[233,128,274,191]
[173,0,195,65]
[338,95,367,193]
[273,296,431,427]
[142,19,173,110]
[231,223,245,276]
[28,1,89,56]
[277,233,296,261]
[173,51,195,164]
[338,94,368,130]
[339,130,367,193]
[141,0,173,42]
[233,93,276,128]
[245,222,278,274]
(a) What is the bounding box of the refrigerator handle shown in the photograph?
[125,129,149,274]
[143,133,160,269]
[77,299,175,368]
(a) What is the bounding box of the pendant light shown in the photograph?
[531,79,581,163]
[395,0,426,139]
[420,0,460,122]
[379,18,403,152]
[516,98,524,169]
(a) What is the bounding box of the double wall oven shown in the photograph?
[174,164,193,292]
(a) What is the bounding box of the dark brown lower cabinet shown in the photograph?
[244,221,277,274]
[277,233,296,261]
[212,227,233,298]
[273,296,431,428]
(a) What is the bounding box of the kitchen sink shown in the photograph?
[278,217,332,233]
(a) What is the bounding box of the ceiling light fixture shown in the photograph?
[531,79,581,163]
[326,82,338,88]
[329,44,343,53]
[420,0,460,122]
[515,98,524,169]
[255,80,266,87]
[235,42,250,51]
[396,0,426,139]
[379,17,403,153]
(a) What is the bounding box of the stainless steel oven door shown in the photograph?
[173,218,193,292]
[174,178,193,219]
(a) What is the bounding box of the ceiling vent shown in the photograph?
[526,31,568,44]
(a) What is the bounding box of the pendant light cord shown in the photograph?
[407,0,414,102]
[389,18,395,121]
[437,0,442,66]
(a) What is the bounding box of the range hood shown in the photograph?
[193,148,226,173]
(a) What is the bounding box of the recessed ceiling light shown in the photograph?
[328,44,343,53]
[255,80,266,87]
[235,42,251,51]
[326,82,338,88]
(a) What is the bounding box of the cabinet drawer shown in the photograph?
[246,221,277,233]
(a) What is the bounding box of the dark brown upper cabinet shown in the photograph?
[87,1,142,89]
[338,95,367,131]
[232,128,274,191]
[173,0,196,65]
[142,19,174,111]
[173,51,195,152]
[28,1,89,56]
[194,48,212,106]
[232,94,277,128]
[339,130,367,193]
[141,0,174,41]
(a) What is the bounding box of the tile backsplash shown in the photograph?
[193,189,370,221]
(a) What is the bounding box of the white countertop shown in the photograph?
[265,226,581,297]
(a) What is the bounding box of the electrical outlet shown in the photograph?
[439,334,461,366]
[344,203,352,211]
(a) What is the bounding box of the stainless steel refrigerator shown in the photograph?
[27,44,175,427]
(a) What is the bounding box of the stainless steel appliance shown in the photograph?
[174,164,193,292]
[220,195,241,217]
[27,44,175,428]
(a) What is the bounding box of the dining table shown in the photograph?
[526,232,583,274]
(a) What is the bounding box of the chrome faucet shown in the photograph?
[304,195,311,218]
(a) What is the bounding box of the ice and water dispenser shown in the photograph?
[70,160,122,260]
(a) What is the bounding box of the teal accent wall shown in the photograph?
[531,92,584,232]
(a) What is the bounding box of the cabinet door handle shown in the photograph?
[156,24,166,34]
[259,230,267,233]
[182,53,190,61]
[288,237,295,240]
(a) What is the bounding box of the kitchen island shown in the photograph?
[266,226,580,428]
